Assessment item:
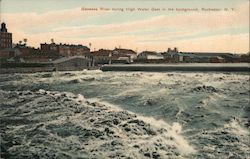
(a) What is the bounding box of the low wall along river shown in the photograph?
[101,63,250,72]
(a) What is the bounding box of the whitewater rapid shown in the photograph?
[0,90,195,159]
[0,70,249,158]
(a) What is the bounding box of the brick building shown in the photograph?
[0,22,12,49]
[40,43,90,57]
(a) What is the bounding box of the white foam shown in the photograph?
[75,97,196,155]
[137,116,196,155]
[77,94,85,101]
[224,119,249,136]
[172,122,182,134]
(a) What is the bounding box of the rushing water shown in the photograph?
[0,70,249,158]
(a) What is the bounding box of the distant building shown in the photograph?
[0,22,12,50]
[167,47,179,53]
[210,56,226,63]
[161,47,180,62]
[111,54,131,64]
[90,49,112,65]
[137,51,164,60]
[0,48,19,58]
[161,49,240,63]
[113,48,137,61]
[167,52,216,63]
[40,43,90,57]
[15,44,38,56]
[240,53,250,63]
[13,44,61,63]
[184,52,240,63]
[40,43,58,53]
[90,48,136,65]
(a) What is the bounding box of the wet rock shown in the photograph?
[69,79,82,84]
[83,129,104,138]
[82,77,95,81]
[143,98,155,106]
[193,85,217,93]
[124,127,131,132]
[111,140,123,146]
[144,152,151,157]
[74,108,82,114]
[113,118,120,125]
[152,152,161,159]
[199,100,205,104]
[104,127,115,135]
[41,73,52,78]
[127,119,145,126]
[62,72,75,76]
[143,126,157,135]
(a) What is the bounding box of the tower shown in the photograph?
[0,0,12,49]
[0,22,13,49]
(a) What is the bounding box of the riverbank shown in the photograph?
[1,63,249,74]
[0,66,100,74]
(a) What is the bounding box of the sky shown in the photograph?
[0,0,249,53]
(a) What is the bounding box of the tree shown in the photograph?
[23,38,27,46]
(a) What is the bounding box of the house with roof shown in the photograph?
[137,51,164,60]
[90,49,133,65]
[90,49,112,65]
[113,48,137,62]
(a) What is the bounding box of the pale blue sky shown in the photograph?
[1,0,249,53]
[1,0,243,13]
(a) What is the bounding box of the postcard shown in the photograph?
[0,0,249,158]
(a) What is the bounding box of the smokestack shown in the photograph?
[174,47,177,52]
[167,48,171,52]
